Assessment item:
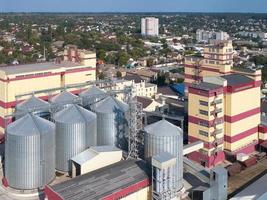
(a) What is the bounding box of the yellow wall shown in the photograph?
[79,151,122,176]
[224,133,258,152]
[224,115,260,137]
[6,76,61,103]
[121,186,151,200]
[259,133,267,140]
[224,87,260,116]
[64,69,96,85]
[188,93,224,121]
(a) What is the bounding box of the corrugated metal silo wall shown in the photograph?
[5,134,41,190]
[42,126,56,185]
[55,121,88,172]
[144,133,183,191]
[96,112,116,146]
[96,108,128,150]
[87,119,97,147]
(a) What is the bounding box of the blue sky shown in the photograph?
[2,0,267,13]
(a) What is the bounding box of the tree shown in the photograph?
[116,71,122,78]
[147,58,154,67]
[154,72,167,86]
[118,51,129,66]
[97,49,106,60]
[98,72,106,80]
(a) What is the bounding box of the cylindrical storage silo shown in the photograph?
[50,91,78,113]
[15,96,50,120]
[79,85,106,110]
[54,104,96,172]
[5,114,55,190]
[144,119,183,192]
[94,96,129,150]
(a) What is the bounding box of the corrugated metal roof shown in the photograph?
[0,61,81,75]
[91,145,121,153]
[190,82,221,91]
[50,159,150,200]
[144,119,183,136]
[79,85,106,97]
[54,104,96,123]
[50,91,77,103]
[152,152,176,163]
[71,149,98,165]
[16,96,50,111]
[171,83,185,96]
[93,96,129,113]
[7,114,54,136]
[221,74,254,86]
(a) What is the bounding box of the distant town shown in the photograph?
[0,12,266,200]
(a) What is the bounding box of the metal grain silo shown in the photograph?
[50,91,78,113]
[5,114,55,190]
[79,85,106,110]
[94,96,129,150]
[15,96,50,120]
[54,104,96,172]
[144,119,183,191]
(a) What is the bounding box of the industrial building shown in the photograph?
[188,74,262,167]
[1,80,228,200]
[184,40,261,94]
[45,159,151,200]
[0,45,96,133]
[184,40,265,168]
[70,146,122,178]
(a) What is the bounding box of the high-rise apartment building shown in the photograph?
[141,17,159,37]
[196,29,229,43]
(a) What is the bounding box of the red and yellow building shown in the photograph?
[188,74,261,168]
[0,47,96,133]
[184,40,233,94]
[186,40,264,168]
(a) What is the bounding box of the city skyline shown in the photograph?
[2,0,267,13]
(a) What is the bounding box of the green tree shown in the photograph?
[147,58,154,67]
[116,71,122,78]
[98,72,106,80]
[118,51,129,66]
[97,49,106,60]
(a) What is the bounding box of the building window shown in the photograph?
[199,110,208,116]
[199,121,209,127]
[199,130,209,137]
[199,100,209,106]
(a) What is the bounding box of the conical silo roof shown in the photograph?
[79,85,106,98]
[54,104,96,124]
[50,91,77,104]
[144,119,183,137]
[93,96,129,113]
[7,114,54,136]
[16,96,50,111]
